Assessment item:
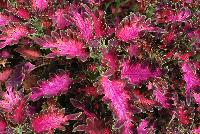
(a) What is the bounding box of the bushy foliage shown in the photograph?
[0,0,199,133]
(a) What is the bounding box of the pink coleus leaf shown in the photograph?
[116,13,163,42]
[15,46,41,59]
[51,8,70,29]
[73,117,111,134]
[0,24,29,49]
[0,86,22,113]
[34,32,89,61]
[82,4,106,38]
[0,50,11,59]
[31,0,49,11]
[0,118,7,134]
[30,71,71,101]
[193,93,200,105]
[31,105,81,133]
[137,119,149,134]
[175,8,191,22]
[0,13,10,26]
[6,3,30,20]
[121,61,160,85]
[181,62,200,105]
[7,99,26,124]
[66,4,94,41]
[0,68,12,83]
[177,106,189,125]
[100,76,133,134]
[192,126,200,134]
[153,89,170,108]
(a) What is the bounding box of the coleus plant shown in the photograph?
[0,0,199,134]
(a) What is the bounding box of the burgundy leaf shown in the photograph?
[73,117,111,134]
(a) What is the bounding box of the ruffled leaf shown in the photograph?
[0,87,22,113]
[121,61,160,85]
[137,120,149,134]
[30,71,71,101]
[0,24,29,49]
[31,0,49,11]
[153,89,170,108]
[51,8,70,29]
[66,4,94,41]
[31,105,81,133]
[181,62,200,105]
[34,32,89,61]
[193,93,200,105]
[116,13,163,42]
[100,76,133,134]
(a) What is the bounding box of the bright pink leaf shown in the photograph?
[100,76,133,134]
[31,0,48,11]
[137,120,149,134]
[0,87,22,113]
[153,89,170,108]
[116,13,163,42]
[31,106,81,133]
[34,32,89,61]
[181,62,200,105]
[67,5,94,41]
[51,8,70,29]
[82,4,106,38]
[30,71,71,101]
[193,93,200,105]
[121,61,160,85]
[0,13,10,26]
[0,24,29,49]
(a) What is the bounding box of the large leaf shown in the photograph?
[121,61,160,85]
[30,71,71,101]
[100,76,133,134]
